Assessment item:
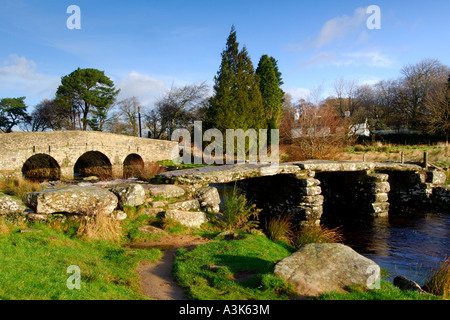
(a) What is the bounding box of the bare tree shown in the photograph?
[425,75,450,146]
[117,97,141,136]
[394,58,449,130]
[143,82,209,139]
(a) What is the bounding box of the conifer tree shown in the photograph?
[256,54,284,130]
[206,26,265,133]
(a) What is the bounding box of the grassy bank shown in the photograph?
[0,221,161,300]
[1,174,448,300]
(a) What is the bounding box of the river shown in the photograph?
[324,210,450,286]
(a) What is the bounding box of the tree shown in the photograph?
[113,97,141,136]
[206,26,266,134]
[144,82,209,139]
[280,94,351,161]
[0,97,30,132]
[393,59,449,130]
[425,75,450,145]
[56,68,119,131]
[26,99,66,131]
[256,54,284,130]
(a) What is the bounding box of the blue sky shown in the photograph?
[1,0,449,111]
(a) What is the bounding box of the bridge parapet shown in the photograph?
[0,131,177,180]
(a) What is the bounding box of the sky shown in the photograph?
[0,0,449,112]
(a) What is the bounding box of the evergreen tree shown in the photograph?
[0,97,30,132]
[206,26,265,133]
[256,54,284,129]
[56,68,119,131]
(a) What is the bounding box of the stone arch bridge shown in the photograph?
[0,131,178,180]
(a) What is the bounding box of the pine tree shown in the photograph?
[206,26,265,133]
[256,54,284,130]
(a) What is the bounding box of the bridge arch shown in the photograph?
[123,153,145,178]
[22,154,61,181]
[74,151,112,179]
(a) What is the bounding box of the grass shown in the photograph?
[0,176,44,200]
[342,143,449,168]
[317,280,441,300]
[423,256,450,298]
[0,222,161,300]
[157,159,209,171]
[173,233,297,300]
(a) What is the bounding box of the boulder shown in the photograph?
[148,185,186,199]
[24,186,118,216]
[0,195,27,215]
[274,243,380,297]
[194,186,221,213]
[167,199,200,211]
[393,276,425,293]
[164,209,207,228]
[110,183,146,208]
[142,207,164,217]
[137,225,168,234]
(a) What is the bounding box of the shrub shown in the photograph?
[0,177,43,200]
[265,214,293,244]
[292,225,343,249]
[76,209,122,242]
[123,162,166,180]
[217,186,260,231]
[423,256,450,298]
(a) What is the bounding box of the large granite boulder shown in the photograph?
[24,186,118,216]
[0,194,27,215]
[148,185,186,199]
[194,186,221,213]
[110,183,146,208]
[274,243,380,297]
[164,209,207,228]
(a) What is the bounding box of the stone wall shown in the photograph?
[0,131,178,180]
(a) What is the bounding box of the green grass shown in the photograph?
[0,223,161,300]
[173,232,297,300]
[157,159,209,171]
[317,280,441,300]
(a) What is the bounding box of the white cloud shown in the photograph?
[311,7,367,49]
[0,54,59,102]
[116,71,167,107]
[297,48,396,70]
[283,85,312,102]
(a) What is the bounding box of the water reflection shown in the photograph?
[329,212,450,285]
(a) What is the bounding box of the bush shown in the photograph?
[0,176,43,200]
[265,214,293,244]
[217,186,260,231]
[292,225,343,249]
[76,209,122,242]
[423,256,450,298]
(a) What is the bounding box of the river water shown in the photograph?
[214,182,449,285]
[324,211,450,286]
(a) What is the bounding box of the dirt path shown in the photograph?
[133,234,209,300]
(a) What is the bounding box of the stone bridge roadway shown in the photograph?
[157,161,447,225]
[0,131,178,180]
